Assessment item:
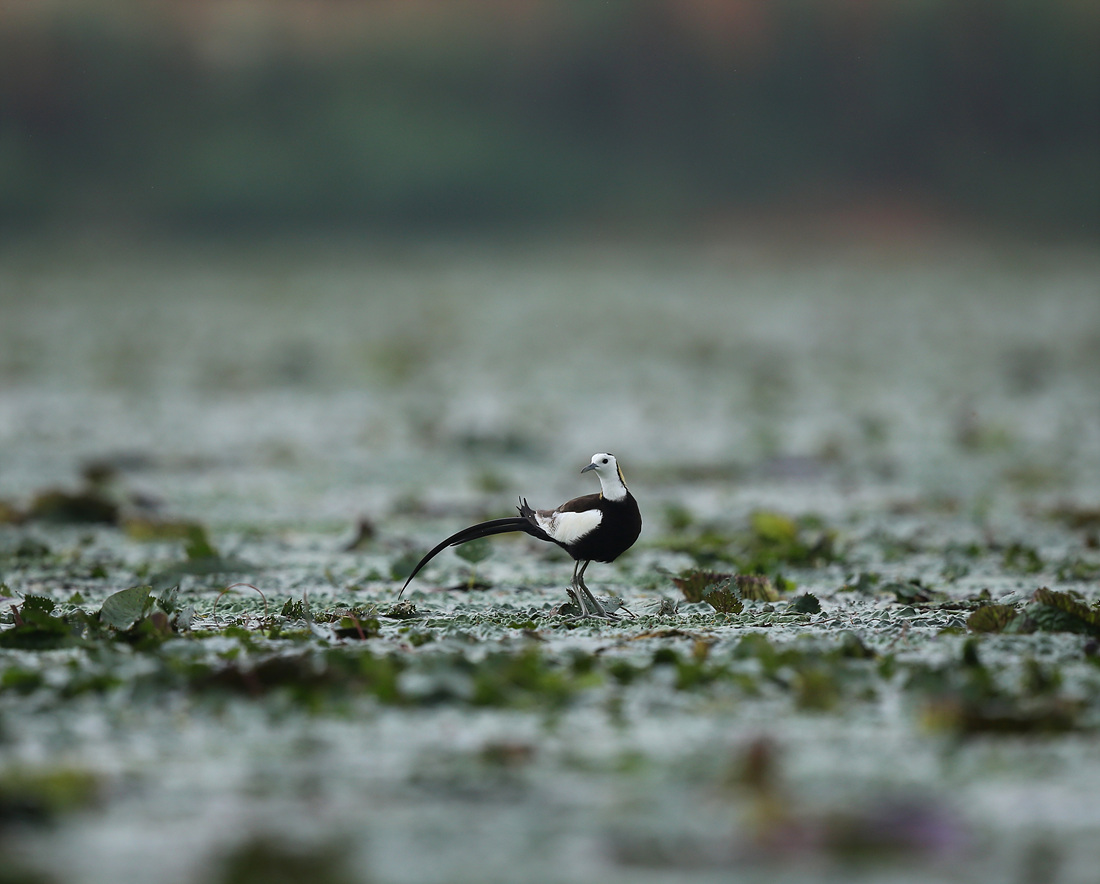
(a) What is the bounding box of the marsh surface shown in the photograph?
[1,240,1099,883]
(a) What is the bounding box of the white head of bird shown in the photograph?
[581,452,628,501]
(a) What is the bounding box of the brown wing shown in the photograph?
[550,493,603,516]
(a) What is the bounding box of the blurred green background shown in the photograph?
[2,0,1097,240]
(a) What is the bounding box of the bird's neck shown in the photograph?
[599,470,629,502]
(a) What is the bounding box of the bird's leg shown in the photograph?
[568,560,593,617]
[575,560,617,619]
[559,560,618,620]
[564,561,583,613]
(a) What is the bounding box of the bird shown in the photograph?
[398,453,642,618]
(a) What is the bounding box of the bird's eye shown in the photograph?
[601,458,608,464]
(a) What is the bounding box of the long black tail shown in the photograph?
[399,516,541,596]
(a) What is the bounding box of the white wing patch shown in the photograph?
[536,509,602,544]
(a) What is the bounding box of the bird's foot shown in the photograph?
[560,585,619,620]
[577,578,625,619]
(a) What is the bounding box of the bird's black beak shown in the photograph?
[581,463,597,473]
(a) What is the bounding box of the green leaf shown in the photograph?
[788,592,821,614]
[389,551,422,582]
[886,580,941,605]
[155,585,180,615]
[183,525,219,560]
[1029,587,1100,636]
[454,537,491,564]
[280,598,311,621]
[749,511,799,545]
[703,582,743,614]
[99,585,153,630]
[1003,543,1044,575]
[0,597,75,649]
[333,616,381,639]
[20,595,57,625]
[966,604,1019,633]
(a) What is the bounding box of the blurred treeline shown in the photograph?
[1,0,1097,237]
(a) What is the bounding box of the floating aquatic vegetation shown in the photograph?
[100,584,191,646]
[2,241,1098,884]
[123,516,208,542]
[923,692,1083,736]
[388,551,422,582]
[966,604,1018,633]
[279,597,311,621]
[452,536,493,589]
[735,574,780,602]
[1047,504,1100,532]
[1027,587,1100,637]
[611,736,967,868]
[885,579,943,606]
[0,595,81,650]
[383,601,418,619]
[671,569,743,612]
[1056,556,1100,582]
[912,638,1087,736]
[787,593,821,614]
[837,630,876,659]
[1002,542,1045,575]
[148,525,258,586]
[655,510,838,571]
[99,585,155,630]
[703,582,744,614]
[0,766,101,825]
[671,569,731,604]
[453,537,491,565]
[661,503,695,533]
[27,488,119,525]
[0,582,195,652]
[793,665,839,710]
[212,835,356,884]
[745,511,837,570]
[964,588,1100,637]
[332,614,381,640]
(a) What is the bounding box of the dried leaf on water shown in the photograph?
[671,569,731,604]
